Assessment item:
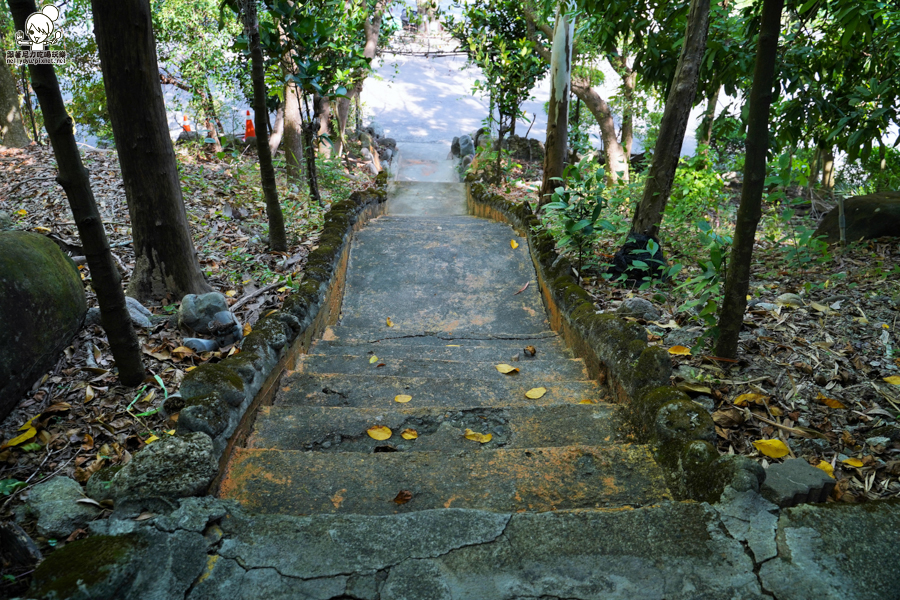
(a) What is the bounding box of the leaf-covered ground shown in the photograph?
[487,158,900,504]
[0,142,375,591]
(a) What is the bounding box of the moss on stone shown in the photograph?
[180,363,244,407]
[304,265,332,283]
[680,440,722,503]
[85,464,125,501]
[631,387,687,438]
[177,392,232,437]
[29,533,146,599]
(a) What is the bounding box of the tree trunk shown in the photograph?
[539,6,574,209]
[714,0,783,359]
[268,102,284,156]
[822,147,835,190]
[609,54,636,158]
[282,82,304,181]
[808,141,822,188]
[630,0,710,239]
[300,94,322,205]
[91,0,212,301]
[242,0,287,251]
[0,58,29,147]
[314,93,333,155]
[698,83,721,149]
[571,78,629,184]
[10,0,145,386]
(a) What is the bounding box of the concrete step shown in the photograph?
[294,355,589,382]
[308,339,573,361]
[366,215,498,230]
[248,404,622,452]
[276,373,604,408]
[319,327,563,346]
[386,182,466,215]
[219,445,672,515]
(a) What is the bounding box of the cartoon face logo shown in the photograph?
[15,5,63,51]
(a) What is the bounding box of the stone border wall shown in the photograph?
[466,177,764,502]
[87,173,389,509]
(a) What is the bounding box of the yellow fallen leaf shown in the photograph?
[752,439,790,458]
[225,290,237,297]
[677,382,712,394]
[579,399,596,404]
[277,286,290,292]
[386,317,394,327]
[401,428,418,440]
[809,301,831,313]
[734,393,767,406]
[367,425,392,441]
[495,364,519,374]
[884,376,900,385]
[243,323,252,336]
[33,226,51,234]
[15,209,27,217]
[446,344,460,347]
[667,345,692,356]
[166,430,176,436]
[18,414,41,431]
[185,366,197,372]
[3,427,36,448]
[394,394,412,403]
[144,434,160,444]
[85,385,95,403]
[816,392,846,409]
[510,239,519,249]
[883,324,890,330]
[525,387,547,399]
[369,355,379,364]
[769,406,784,417]
[842,457,864,468]
[464,428,492,443]
[816,460,835,478]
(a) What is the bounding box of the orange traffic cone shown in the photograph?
[182,116,191,132]
[244,110,256,141]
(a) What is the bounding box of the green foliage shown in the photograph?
[674,219,732,345]
[0,478,26,496]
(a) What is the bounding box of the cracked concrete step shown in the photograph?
[219,444,672,515]
[248,404,622,452]
[318,327,563,347]
[308,338,573,362]
[293,355,589,382]
[276,373,605,408]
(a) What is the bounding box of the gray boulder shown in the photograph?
[814,191,900,243]
[451,136,460,157]
[616,297,662,321]
[666,327,702,348]
[85,296,153,330]
[379,137,397,151]
[367,121,385,138]
[0,211,12,231]
[179,292,241,346]
[0,231,86,421]
[23,476,101,538]
[458,135,475,159]
[88,432,218,503]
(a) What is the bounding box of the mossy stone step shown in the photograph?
[276,373,605,408]
[308,339,573,362]
[294,355,589,382]
[248,404,622,452]
[219,445,671,515]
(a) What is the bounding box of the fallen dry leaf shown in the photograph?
[464,428,492,443]
[2,427,36,448]
[369,355,379,364]
[668,345,692,356]
[734,393,767,406]
[495,364,519,374]
[514,281,530,295]
[393,490,413,504]
[401,428,418,440]
[85,385,95,403]
[816,392,847,409]
[712,408,745,428]
[884,376,900,385]
[579,399,596,404]
[842,457,864,468]
[752,439,790,459]
[816,460,835,478]
[524,345,536,357]
[386,317,394,327]
[510,240,519,249]
[367,425,392,441]
[525,387,547,399]
[394,394,412,403]
[242,323,252,336]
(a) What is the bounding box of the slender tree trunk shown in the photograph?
[300,93,322,205]
[571,79,629,184]
[808,141,822,188]
[0,57,29,147]
[20,67,39,144]
[242,0,287,251]
[282,82,304,181]
[630,0,710,239]
[714,0,784,359]
[314,93,333,155]
[268,102,284,155]
[201,83,222,152]
[822,147,835,190]
[539,6,574,209]
[877,138,887,192]
[10,0,145,386]
[698,83,720,151]
[91,0,212,301]
[609,53,636,158]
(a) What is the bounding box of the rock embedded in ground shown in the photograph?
[179,292,241,344]
[84,296,153,330]
[616,297,662,321]
[0,230,87,421]
[813,191,900,244]
[22,476,101,538]
[458,134,475,158]
[760,458,836,507]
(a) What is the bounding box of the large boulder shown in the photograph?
[21,476,101,538]
[814,191,900,243]
[0,231,86,421]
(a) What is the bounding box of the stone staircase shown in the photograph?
[218,183,671,516]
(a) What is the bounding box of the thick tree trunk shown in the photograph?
[571,78,629,184]
[10,0,145,386]
[714,0,784,359]
[268,102,284,156]
[630,0,710,239]
[0,58,29,147]
[242,0,287,251]
[539,7,574,209]
[91,0,212,301]
[282,82,304,181]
